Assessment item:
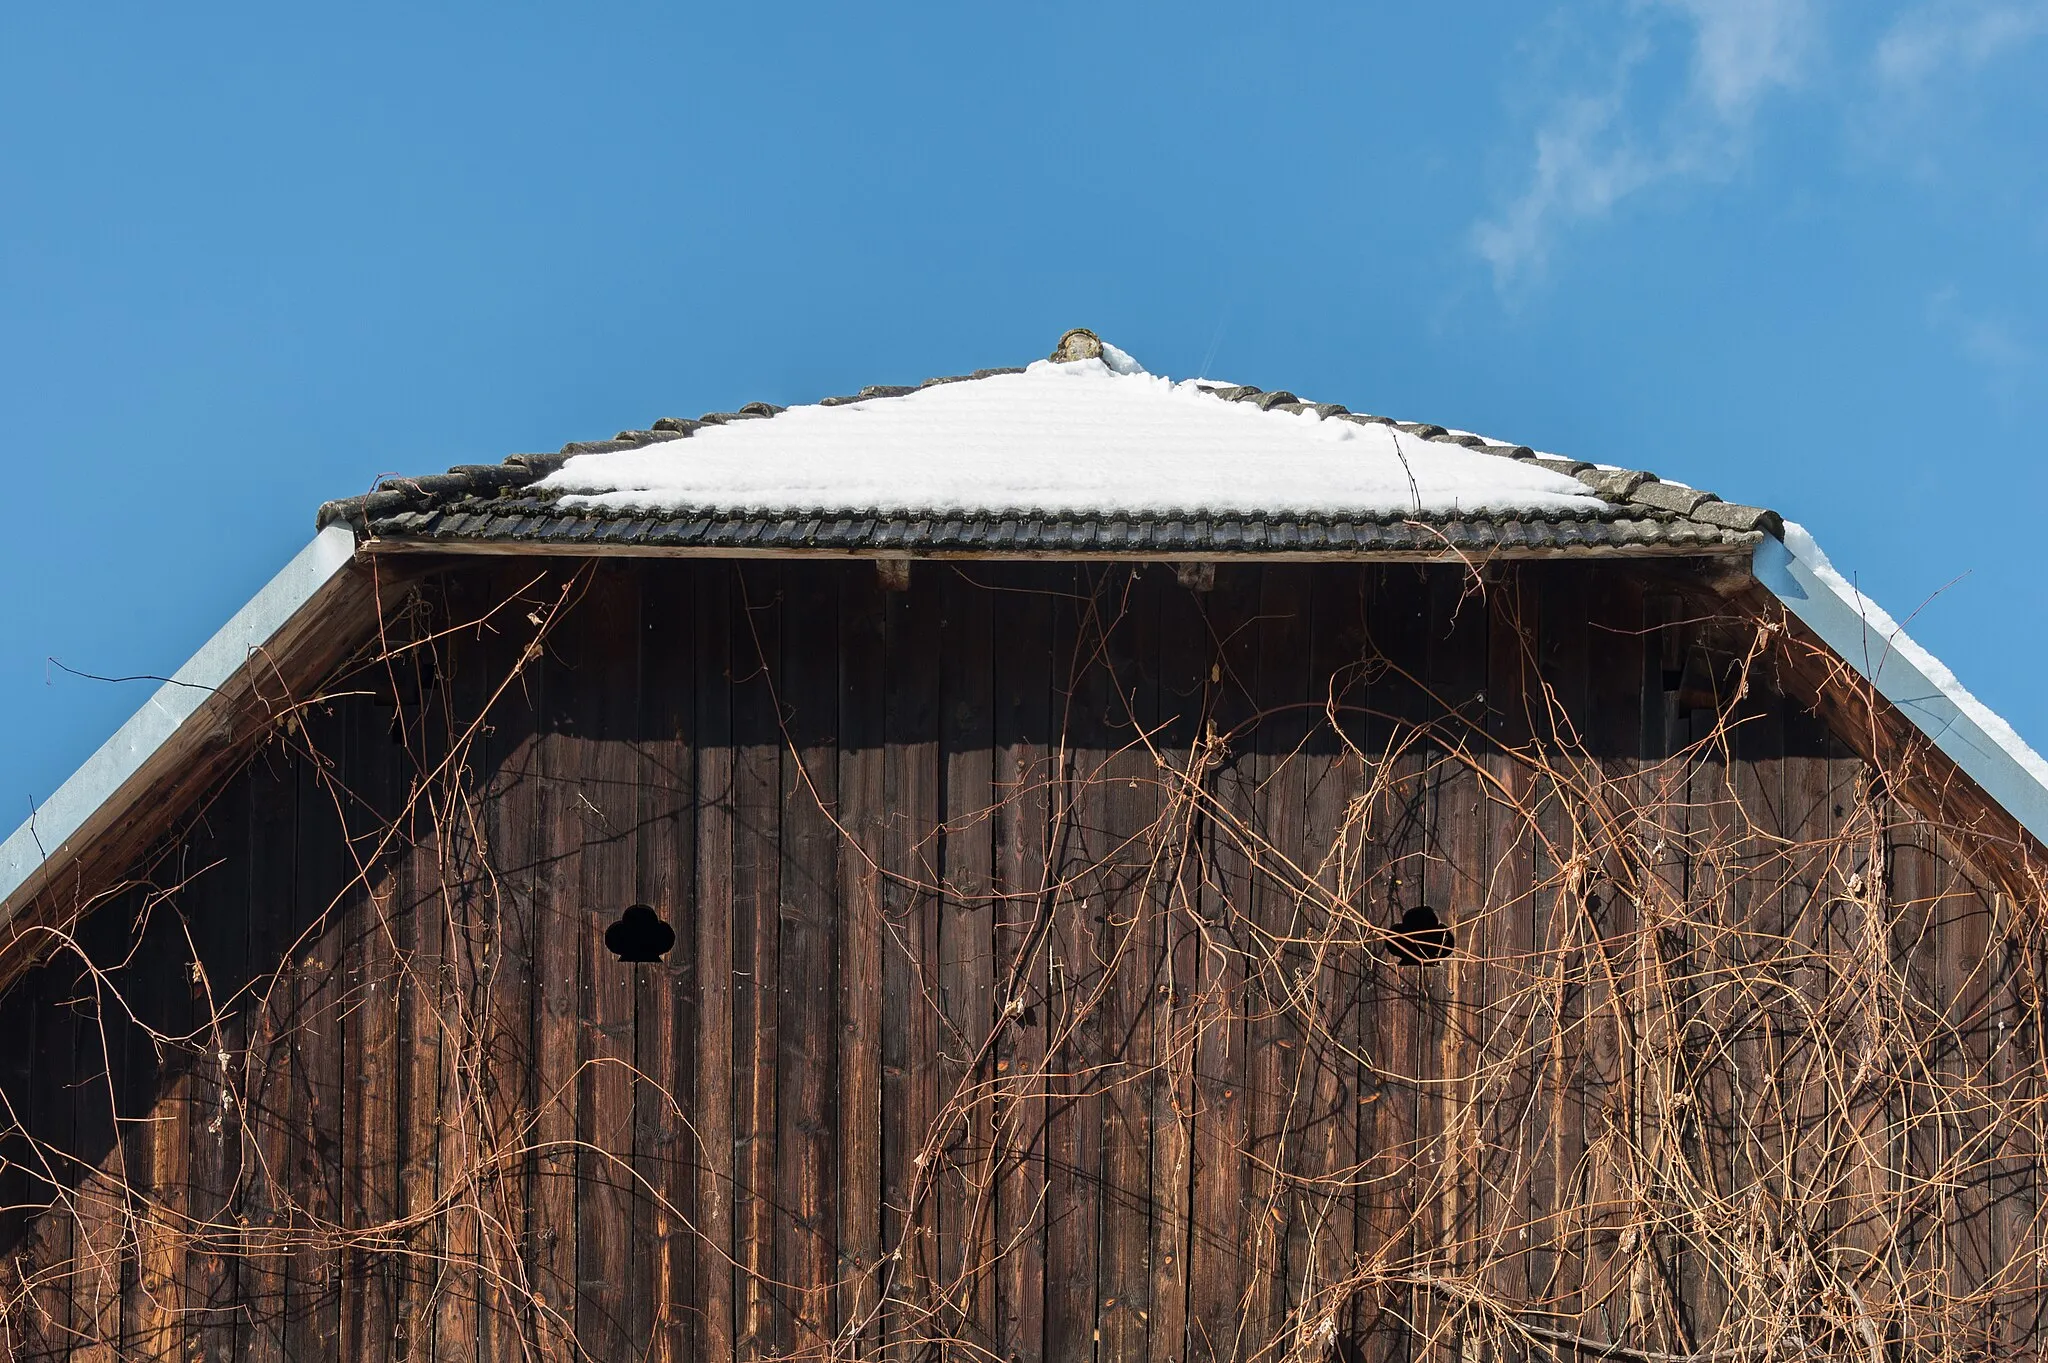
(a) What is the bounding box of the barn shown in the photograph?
[1,328,2044,1362]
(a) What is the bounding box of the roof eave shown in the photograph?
[351,531,1760,563]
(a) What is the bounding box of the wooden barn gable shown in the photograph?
[2,330,2045,1362]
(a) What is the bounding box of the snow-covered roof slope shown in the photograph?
[535,354,1608,520]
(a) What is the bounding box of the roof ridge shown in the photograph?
[316,364,1780,540]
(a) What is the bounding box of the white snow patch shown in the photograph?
[1099,341,1147,376]
[541,354,1606,520]
[1777,521,2048,793]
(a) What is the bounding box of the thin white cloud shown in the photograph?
[1682,0,1818,113]
[1475,0,1819,289]
[1472,90,1652,285]
[1928,286,2039,407]
[1876,0,2048,86]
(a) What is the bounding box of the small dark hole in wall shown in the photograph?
[1661,667,1683,692]
[606,904,677,963]
[380,652,440,745]
[1385,904,1454,966]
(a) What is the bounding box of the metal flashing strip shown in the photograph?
[0,525,358,923]
[1753,532,2048,847]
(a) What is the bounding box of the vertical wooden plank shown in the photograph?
[1285,563,1356,1353]
[25,933,82,1359]
[1988,875,2039,1358]
[347,648,407,1363]
[1186,563,1257,1363]
[880,563,941,1360]
[1482,568,1544,1332]
[838,561,890,1356]
[1247,564,1309,1350]
[1041,564,1105,1363]
[1887,809,1939,1356]
[636,559,697,1363]
[0,953,35,1337]
[115,810,199,1350]
[1318,565,1384,1357]
[992,564,1053,1363]
[571,565,645,1362]
[1635,591,1692,1354]
[1927,829,1968,1355]
[0,978,40,1358]
[1537,563,1611,1346]
[109,892,162,1355]
[1096,567,1162,1363]
[1980,869,2018,1357]
[1673,594,1736,1349]
[68,904,131,1363]
[529,572,584,1355]
[1666,584,1725,1346]
[1720,614,1789,1348]
[691,565,739,1363]
[242,745,301,1363]
[285,698,353,1363]
[1781,694,1848,1351]
[1149,566,1208,1363]
[937,566,997,1357]
[1307,564,1373,1353]
[1526,563,1590,1334]
[108,821,189,1361]
[427,580,488,1363]
[396,627,452,1363]
[1939,834,1999,1349]
[778,563,841,1355]
[187,776,252,1363]
[1433,560,1499,1350]
[472,566,549,1363]
[1420,564,1488,1363]
[731,563,785,1362]
[1292,563,1359,1355]
[1357,561,1430,1363]
[1575,567,1646,1348]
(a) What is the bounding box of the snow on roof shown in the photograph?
[537,351,1608,520]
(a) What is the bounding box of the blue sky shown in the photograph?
[3,1,2045,816]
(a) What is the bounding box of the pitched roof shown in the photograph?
[14,329,2048,972]
[317,333,1779,557]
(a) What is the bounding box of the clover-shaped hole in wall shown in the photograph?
[605,904,677,963]
[1375,874,1456,966]
[1384,903,1455,966]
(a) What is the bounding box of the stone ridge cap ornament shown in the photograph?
[1050,327,1104,363]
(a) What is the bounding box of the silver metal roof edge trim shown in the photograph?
[0,524,358,926]
[1754,531,2048,847]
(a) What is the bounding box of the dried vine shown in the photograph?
[0,560,2041,1363]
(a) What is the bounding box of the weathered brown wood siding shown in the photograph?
[0,558,2036,1361]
